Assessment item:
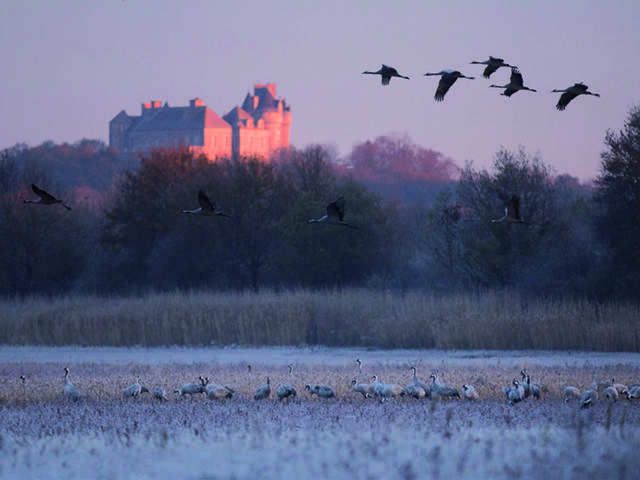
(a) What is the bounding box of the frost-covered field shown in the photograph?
[2,345,640,366]
[1,348,639,480]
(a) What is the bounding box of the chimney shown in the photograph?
[190,97,205,108]
[141,101,152,115]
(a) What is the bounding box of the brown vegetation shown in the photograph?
[1,289,638,350]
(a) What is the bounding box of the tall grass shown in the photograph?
[0,289,638,350]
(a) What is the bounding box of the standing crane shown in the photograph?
[63,367,81,401]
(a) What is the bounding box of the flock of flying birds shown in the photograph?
[21,55,601,224]
[16,362,640,409]
[23,186,525,229]
[363,55,600,110]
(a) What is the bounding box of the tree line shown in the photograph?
[0,106,639,298]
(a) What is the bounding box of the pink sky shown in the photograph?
[1,1,638,180]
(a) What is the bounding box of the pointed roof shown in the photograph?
[223,106,252,125]
[242,93,255,113]
[129,105,230,132]
[110,110,132,124]
[254,85,276,110]
[204,107,232,129]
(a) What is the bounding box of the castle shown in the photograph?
[109,83,291,160]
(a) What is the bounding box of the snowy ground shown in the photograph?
[1,347,639,479]
[2,345,639,367]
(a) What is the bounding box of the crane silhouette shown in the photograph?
[490,68,537,97]
[182,190,230,217]
[24,184,71,210]
[470,56,514,78]
[424,70,475,102]
[308,197,358,229]
[362,64,410,85]
[552,83,600,111]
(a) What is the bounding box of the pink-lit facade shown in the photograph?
[109,84,291,160]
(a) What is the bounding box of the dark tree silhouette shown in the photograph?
[595,105,640,297]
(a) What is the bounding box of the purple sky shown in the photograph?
[1,1,638,180]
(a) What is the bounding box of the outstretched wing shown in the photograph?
[434,75,456,102]
[483,64,499,78]
[327,196,345,221]
[197,190,216,212]
[510,68,524,87]
[508,195,521,220]
[31,184,57,202]
[556,91,577,111]
[381,75,391,86]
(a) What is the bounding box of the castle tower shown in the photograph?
[242,83,291,156]
[109,110,134,150]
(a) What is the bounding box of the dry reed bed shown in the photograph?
[1,289,638,350]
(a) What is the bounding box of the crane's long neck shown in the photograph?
[490,84,507,88]
[309,214,328,223]
[552,89,567,93]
